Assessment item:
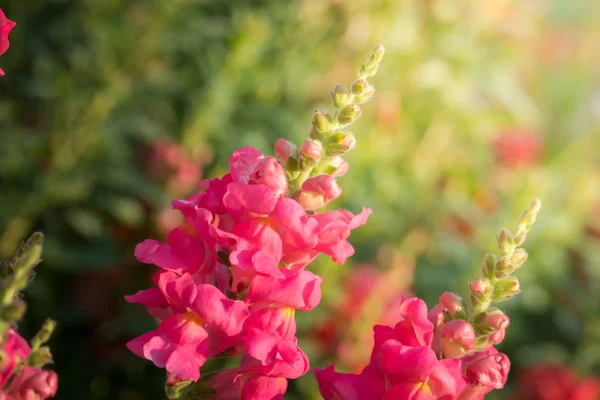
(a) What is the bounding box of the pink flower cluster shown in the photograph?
[315,297,510,400]
[127,146,370,397]
[0,330,58,400]
[0,8,16,77]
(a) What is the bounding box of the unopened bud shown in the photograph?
[372,44,385,63]
[510,248,528,269]
[324,131,356,156]
[470,278,493,311]
[312,156,349,177]
[165,375,194,399]
[330,83,350,109]
[518,198,542,226]
[439,292,467,320]
[482,253,498,281]
[31,319,56,350]
[27,346,53,368]
[297,176,342,210]
[337,104,361,126]
[274,138,298,169]
[465,353,510,390]
[441,320,476,358]
[496,228,514,254]
[473,307,510,335]
[300,139,324,160]
[1,299,27,321]
[311,109,335,138]
[494,256,513,279]
[491,277,520,302]
[351,79,375,104]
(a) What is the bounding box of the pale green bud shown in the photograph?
[27,346,53,368]
[323,131,356,156]
[1,300,26,322]
[31,319,56,350]
[496,228,514,254]
[494,256,513,279]
[482,253,498,281]
[510,248,528,269]
[330,83,350,109]
[492,277,520,302]
[337,104,362,126]
[351,79,375,104]
[310,109,335,138]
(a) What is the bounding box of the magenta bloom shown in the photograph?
[127,274,249,381]
[0,8,16,77]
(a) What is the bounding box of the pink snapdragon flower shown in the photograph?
[0,330,58,400]
[0,9,16,77]
[127,273,250,381]
[315,297,510,400]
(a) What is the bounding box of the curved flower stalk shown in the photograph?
[0,233,58,399]
[126,45,385,399]
[0,8,16,77]
[315,199,542,400]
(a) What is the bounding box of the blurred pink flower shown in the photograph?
[515,364,600,400]
[493,128,543,168]
[0,8,16,77]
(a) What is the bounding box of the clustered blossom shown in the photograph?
[315,297,510,400]
[0,8,16,77]
[0,329,58,400]
[127,146,370,397]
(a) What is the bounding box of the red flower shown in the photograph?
[0,8,16,76]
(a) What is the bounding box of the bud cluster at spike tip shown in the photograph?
[316,199,541,400]
[279,44,386,206]
[0,8,16,77]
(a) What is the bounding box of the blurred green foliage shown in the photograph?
[1,0,599,399]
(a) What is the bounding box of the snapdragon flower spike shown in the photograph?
[127,273,250,381]
[0,8,16,77]
[315,297,510,400]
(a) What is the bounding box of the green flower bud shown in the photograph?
[481,253,498,281]
[492,277,520,302]
[323,131,356,156]
[31,319,56,350]
[350,79,375,104]
[510,248,528,269]
[310,109,335,138]
[496,228,514,254]
[1,299,27,322]
[494,256,514,279]
[27,346,53,368]
[330,83,350,109]
[165,379,194,399]
[337,104,362,126]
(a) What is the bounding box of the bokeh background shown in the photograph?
[1,0,600,399]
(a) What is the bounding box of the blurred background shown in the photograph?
[1,0,600,399]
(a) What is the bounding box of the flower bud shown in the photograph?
[351,79,375,104]
[492,277,520,302]
[518,198,542,226]
[477,308,510,332]
[274,138,298,169]
[496,228,514,254]
[470,278,493,311]
[299,139,324,165]
[439,292,467,320]
[31,319,57,350]
[297,176,342,210]
[465,353,510,389]
[312,156,349,177]
[27,346,53,368]
[323,131,356,156]
[311,109,335,138]
[14,368,59,400]
[481,253,498,280]
[337,104,361,126]
[510,248,528,269]
[1,299,27,321]
[440,320,476,358]
[488,329,506,345]
[494,256,513,279]
[330,83,350,109]
[250,157,288,198]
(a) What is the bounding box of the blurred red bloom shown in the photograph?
[0,8,17,76]
[493,128,543,168]
[515,364,600,400]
